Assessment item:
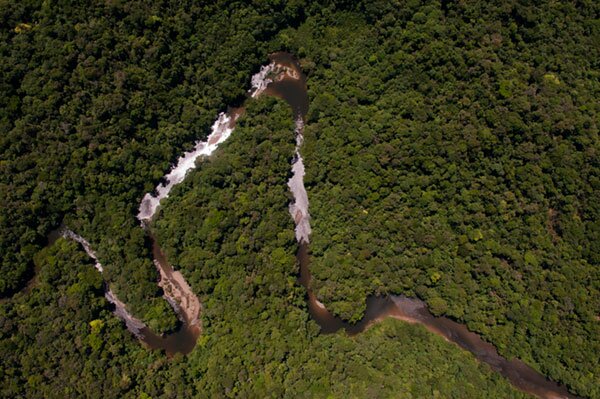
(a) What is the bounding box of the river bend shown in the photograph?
[57,53,578,398]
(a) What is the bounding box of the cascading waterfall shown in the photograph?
[132,62,284,342]
[135,109,241,335]
[52,61,285,354]
[250,63,277,98]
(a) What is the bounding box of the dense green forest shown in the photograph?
[288,3,599,397]
[1,99,527,398]
[1,0,598,398]
[0,0,307,328]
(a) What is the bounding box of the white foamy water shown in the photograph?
[132,64,283,332]
[62,229,104,273]
[105,289,146,336]
[134,63,280,323]
[62,229,147,336]
[287,117,312,243]
[58,60,302,346]
[137,112,238,222]
[138,63,281,223]
[250,63,276,98]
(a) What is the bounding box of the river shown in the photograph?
[55,52,579,397]
[278,55,579,399]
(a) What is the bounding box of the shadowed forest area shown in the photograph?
[1,0,598,398]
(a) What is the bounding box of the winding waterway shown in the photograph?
[275,54,578,399]
[59,63,282,355]
[54,53,578,397]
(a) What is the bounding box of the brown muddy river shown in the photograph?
[134,234,201,356]
[48,52,580,398]
[298,242,579,399]
[279,54,579,398]
[139,53,312,354]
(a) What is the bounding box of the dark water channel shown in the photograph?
[297,244,579,399]
[134,234,201,356]
[136,318,200,357]
[42,53,581,397]
[265,52,310,117]
[279,50,580,398]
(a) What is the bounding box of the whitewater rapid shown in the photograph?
[47,53,583,397]
[138,62,282,223]
[250,63,277,98]
[58,62,282,348]
[137,112,238,222]
[61,229,146,336]
[287,117,312,243]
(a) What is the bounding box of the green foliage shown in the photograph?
[1,0,598,398]
[0,240,168,398]
[0,95,526,399]
[284,3,599,397]
[150,99,526,398]
[144,298,179,334]
[0,0,304,316]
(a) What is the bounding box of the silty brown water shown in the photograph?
[132,55,312,354]
[281,55,580,399]
[46,53,583,397]
[297,242,579,399]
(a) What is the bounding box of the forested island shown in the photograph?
[1,1,598,398]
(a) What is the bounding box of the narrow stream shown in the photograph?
[58,62,284,355]
[277,55,580,399]
[51,52,580,397]
[298,243,578,399]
